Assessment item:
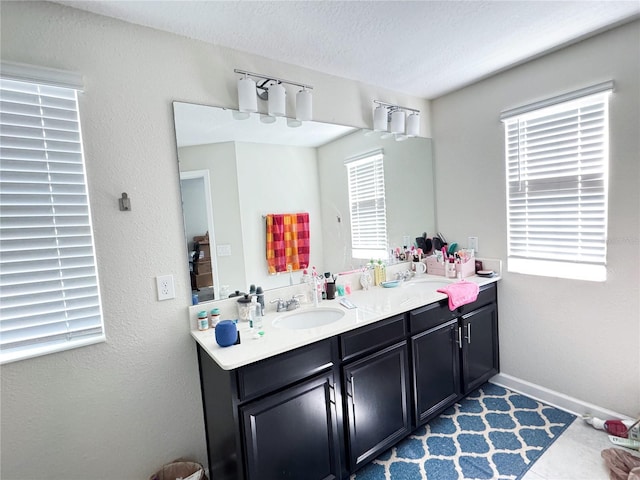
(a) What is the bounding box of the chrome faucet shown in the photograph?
[270,298,286,312]
[285,294,305,311]
[395,270,413,281]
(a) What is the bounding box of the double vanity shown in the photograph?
[191,274,500,480]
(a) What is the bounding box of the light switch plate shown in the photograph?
[468,236,479,253]
[217,244,232,257]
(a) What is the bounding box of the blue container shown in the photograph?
[215,320,238,347]
[192,293,199,305]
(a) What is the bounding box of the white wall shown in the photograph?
[236,142,324,290]
[0,2,430,479]
[179,142,246,293]
[431,20,640,416]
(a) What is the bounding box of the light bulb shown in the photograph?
[268,83,286,117]
[296,88,312,121]
[374,105,388,132]
[237,76,257,113]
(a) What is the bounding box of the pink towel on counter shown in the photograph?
[437,281,480,311]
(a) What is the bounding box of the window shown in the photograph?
[0,62,104,364]
[501,82,613,281]
[345,149,388,260]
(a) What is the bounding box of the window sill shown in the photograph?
[508,258,606,282]
[0,335,106,365]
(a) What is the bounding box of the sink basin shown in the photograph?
[402,277,454,290]
[272,307,345,330]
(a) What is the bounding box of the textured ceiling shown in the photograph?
[53,0,640,99]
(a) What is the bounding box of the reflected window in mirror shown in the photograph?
[346,150,388,260]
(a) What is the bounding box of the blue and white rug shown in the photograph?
[352,383,576,480]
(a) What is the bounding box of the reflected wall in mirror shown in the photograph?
[173,102,436,305]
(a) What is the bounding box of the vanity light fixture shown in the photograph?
[390,110,405,134]
[267,82,286,117]
[373,100,420,140]
[259,114,277,124]
[296,87,312,122]
[406,112,420,137]
[234,69,313,124]
[237,73,258,114]
[373,104,389,132]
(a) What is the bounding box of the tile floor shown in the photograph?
[521,418,640,479]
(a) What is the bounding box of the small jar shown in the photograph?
[236,294,254,322]
[209,308,221,328]
[197,311,209,331]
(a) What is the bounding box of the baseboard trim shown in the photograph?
[491,373,632,421]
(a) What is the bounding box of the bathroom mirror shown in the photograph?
[173,102,436,303]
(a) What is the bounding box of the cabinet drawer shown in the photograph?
[340,314,407,362]
[237,339,334,402]
[458,283,496,315]
[409,301,457,333]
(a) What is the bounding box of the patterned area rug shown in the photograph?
[352,383,576,480]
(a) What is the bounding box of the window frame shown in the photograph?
[501,82,613,282]
[0,62,105,364]
[345,149,389,260]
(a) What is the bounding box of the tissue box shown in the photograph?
[425,256,445,276]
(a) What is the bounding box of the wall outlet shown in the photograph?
[156,275,175,301]
[468,236,479,253]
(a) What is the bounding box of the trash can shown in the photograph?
[149,460,207,480]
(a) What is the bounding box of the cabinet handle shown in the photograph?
[348,375,356,406]
[466,323,472,344]
[457,326,462,348]
[328,383,336,405]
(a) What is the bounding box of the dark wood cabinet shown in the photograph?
[241,372,341,480]
[461,303,499,393]
[343,342,411,471]
[409,282,499,426]
[411,319,461,425]
[197,338,339,480]
[196,281,499,480]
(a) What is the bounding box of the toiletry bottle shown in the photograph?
[197,311,209,331]
[209,308,221,328]
[446,258,457,278]
[255,286,265,315]
[300,269,310,284]
[251,295,262,330]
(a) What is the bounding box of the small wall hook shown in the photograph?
[119,192,131,211]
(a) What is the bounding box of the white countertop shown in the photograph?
[191,274,500,371]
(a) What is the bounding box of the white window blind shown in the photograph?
[346,150,388,259]
[0,69,104,364]
[502,85,612,281]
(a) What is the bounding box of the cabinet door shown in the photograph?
[343,342,410,471]
[461,303,499,394]
[411,319,461,426]
[241,372,340,480]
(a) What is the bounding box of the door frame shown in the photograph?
[180,169,220,300]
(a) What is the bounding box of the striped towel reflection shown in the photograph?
[266,213,310,274]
